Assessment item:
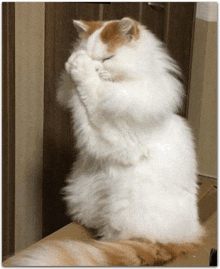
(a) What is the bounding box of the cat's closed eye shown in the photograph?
[103,55,114,62]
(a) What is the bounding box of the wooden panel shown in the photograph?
[2,2,15,261]
[44,3,78,238]
[141,3,165,40]
[164,3,196,117]
[73,3,100,20]
[103,2,140,21]
[43,3,101,237]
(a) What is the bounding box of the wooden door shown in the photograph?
[43,2,196,237]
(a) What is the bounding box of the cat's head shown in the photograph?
[73,17,146,81]
[74,17,140,52]
[71,17,183,114]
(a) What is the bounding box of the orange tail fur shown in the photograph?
[3,239,199,266]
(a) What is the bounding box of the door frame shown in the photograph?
[2,2,16,260]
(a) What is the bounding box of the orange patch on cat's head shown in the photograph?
[82,21,104,36]
[73,20,104,39]
[100,18,140,53]
[73,18,140,53]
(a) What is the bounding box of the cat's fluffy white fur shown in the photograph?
[57,18,204,245]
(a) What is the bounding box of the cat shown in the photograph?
[3,17,205,266]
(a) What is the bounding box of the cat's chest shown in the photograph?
[101,119,147,144]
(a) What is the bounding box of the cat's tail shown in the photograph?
[3,239,200,266]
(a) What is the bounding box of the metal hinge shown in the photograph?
[148,2,165,11]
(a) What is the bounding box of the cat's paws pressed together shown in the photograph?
[65,50,113,83]
[65,50,97,83]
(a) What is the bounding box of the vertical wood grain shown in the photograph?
[141,3,165,40]
[164,3,196,117]
[44,2,76,238]
[2,2,15,261]
[103,2,140,21]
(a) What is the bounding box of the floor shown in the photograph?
[198,175,217,222]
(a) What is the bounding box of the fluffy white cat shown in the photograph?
[4,17,204,266]
[59,17,204,245]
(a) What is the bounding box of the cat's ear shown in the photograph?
[118,17,137,41]
[73,20,88,34]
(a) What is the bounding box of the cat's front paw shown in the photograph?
[65,50,97,84]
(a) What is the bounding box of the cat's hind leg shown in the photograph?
[63,170,109,233]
